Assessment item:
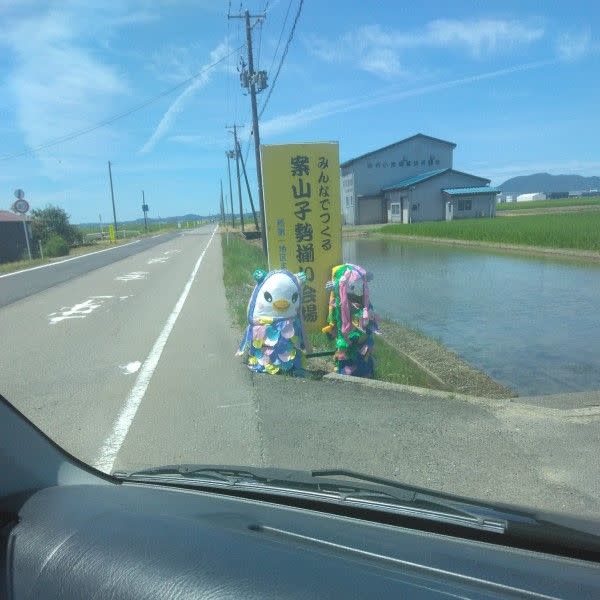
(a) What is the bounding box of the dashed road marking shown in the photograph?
[116,271,149,282]
[120,361,142,375]
[49,296,113,324]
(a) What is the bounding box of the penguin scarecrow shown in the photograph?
[322,263,379,378]
[238,269,309,375]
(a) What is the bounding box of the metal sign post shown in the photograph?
[142,191,149,234]
[12,190,31,261]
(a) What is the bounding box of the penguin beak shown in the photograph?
[273,299,290,311]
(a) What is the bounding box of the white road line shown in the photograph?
[94,225,218,473]
[0,239,143,279]
[217,402,253,409]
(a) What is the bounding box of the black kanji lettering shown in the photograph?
[290,155,309,176]
[292,178,311,199]
[294,201,311,220]
[302,285,317,304]
[296,243,314,263]
[294,222,313,243]
[317,157,329,169]
[302,303,318,322]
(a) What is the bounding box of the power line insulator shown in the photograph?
[256,71,268,92]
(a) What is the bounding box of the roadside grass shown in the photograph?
[372,334,444,388]
[496,196,600,211]
[221,232,439,387]
[0,237,144,276]
[0,257,47,275]
[221,234,266,330]
[78,222,179,240]
[379,211,600,252]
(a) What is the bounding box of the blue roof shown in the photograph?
[381,169,449,191]
[443,186,500,196]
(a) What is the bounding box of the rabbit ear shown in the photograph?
[365,272,374,282]
[253,269,268,283]
[325,280,335,290]
[294,271,307,283]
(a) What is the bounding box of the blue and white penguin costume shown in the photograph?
[237,269,308,374]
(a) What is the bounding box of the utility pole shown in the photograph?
[233,125,244,232]
[229,7,268,254]
[227,124,245,232]
[108,161,118,238]
[225,150,235,227]
[219,179,225,225]
[235,135,260,231]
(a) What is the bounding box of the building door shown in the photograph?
[445,201,453,221]
[401,196,409,223]
[390,202,401,222]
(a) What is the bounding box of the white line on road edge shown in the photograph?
[0,239,142,279]
[94,225,218,473]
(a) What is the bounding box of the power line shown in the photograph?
[268,0,293,75]
[0,44,245,161]
[259,0,303,119]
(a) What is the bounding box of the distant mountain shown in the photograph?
[78,214,208,227]
[499,173,600,194]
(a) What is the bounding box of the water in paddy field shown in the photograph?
[343,238,600,396]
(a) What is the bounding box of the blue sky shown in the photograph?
[0,0,598,223]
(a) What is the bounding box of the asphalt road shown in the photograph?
[0,231,179,308]
[1,223,599,519]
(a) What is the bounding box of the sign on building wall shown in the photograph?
[261,142,342,333]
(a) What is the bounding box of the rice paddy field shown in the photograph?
[380,211,600,252]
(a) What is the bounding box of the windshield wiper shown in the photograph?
[114,464,509,533]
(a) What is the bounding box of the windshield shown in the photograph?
[1,0,599,543]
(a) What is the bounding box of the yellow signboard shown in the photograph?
[108,224,116,243]
[261,142,342,332]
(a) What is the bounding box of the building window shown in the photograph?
[457,199,472,211]
[390,203,400,215]
[411,203,420,211]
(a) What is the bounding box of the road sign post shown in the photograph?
[142,191,149,234]
[13,191,31,261]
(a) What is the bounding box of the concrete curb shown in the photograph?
[322,373,600,420]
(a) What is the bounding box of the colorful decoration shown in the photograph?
[322,263,379,378]
[238,269,308,374]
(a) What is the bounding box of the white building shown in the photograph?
[340,134,499,225]
[516,192,546,202]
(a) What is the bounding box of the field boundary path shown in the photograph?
[380,321,515,398]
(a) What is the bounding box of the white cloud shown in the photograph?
[425,19,544,57]
[261,60,552,137]
[0,9,126,171]
[139,40,231,154]
[556,30,591,62]
[308,19,545,78]
[168,134,224,147]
